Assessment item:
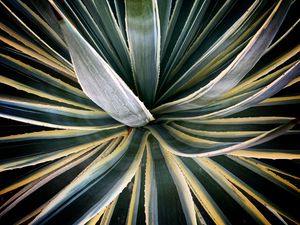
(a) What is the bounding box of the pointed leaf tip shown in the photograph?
[60,19,154,127]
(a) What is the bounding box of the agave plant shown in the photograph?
[0,0,299,224]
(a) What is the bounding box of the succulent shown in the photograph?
[0,0,299,224]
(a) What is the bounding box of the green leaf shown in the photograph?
[162,0,210,79]
[160,0,182,58]
[125,0,160,106]
[126,166,142,225]
[229,148,300,160]
[0,1,72,71]
[0,127,126,170]
[91,0,133,81]
[229,130,300,159]
[210,156,300,223]
[157,0,172,53]
[0,96,121,130]
[148,120,297,157]
[170,122,265,139]
[259,95,300,107]
[156,0,264,103]
[193,157,288,224]
[0,141,117,194]
[175,157,229,224]
[14,0,67,52]
[226,156,300,196]
[30,128,147,225]
[223,46,300,99]
[113,0,127,40]
[109,185,132,225]
[50,0,128,79]
[0,53,89,102]
[0,144,105,224]
[99,198,118,225]
[156,0,292,112]
[30,0,64,39]
[0,24,74,79]
[145,136,197,225]
[182,116,295,125]
[60,18,154,127]
[168,0,236,80]
[160,60,299,120]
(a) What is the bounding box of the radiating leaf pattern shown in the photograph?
[0,0,299,224]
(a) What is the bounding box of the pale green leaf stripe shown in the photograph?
[235,159,300,181]
[223,46,300,99]
[126,167,141,225]
[194,204,208,225]
[0,129,98,143]
[0,139,122,220]
[259,95,300,106]
[0,97,106,119]
[170,0,236,77]
[162,151,197,225]
[184,0,286,104]
[206,157,300,224]
[156,0,292,112]
[0,74,99,112]
[0,1,72,71]
[0,145,96,172]
[201,61,299,119]
[161,60,300,120]
[0,145,101,214]
[0,144,107,195]
[170,122,264,138]
[15,203,48,225]
[0,127,127,171]
[125,0,160,106]
[0,97,121,130]
[174,157,229,225]
[86,208,105,225]
[157,0,172,52]
[161,0,182,57]
[70,0,132,84]
[99,198,118,225]
[195,158,272,225]
[163,0,210,78]
[229,149,300,160]
[219,61,296,102]
[144,141,158,225]
[114,0,127,40]
[51,0,119,70]
[15,0,66,50]
[227,156,300,195]
[0,28,74,79]
[145,136,197,225]
[184,117,295,125]
[155,0,262,104]
[30,129,148,225]
[148,125,229,157]
[181,156,289,224]
[31,0,64,39]
[171,119,298,134]
[60,18,154,127]
[0,53,86,99]
[93,0,132,73]
[286,76,300,88]
[0,112,119,131]
[148,120,297,157]
[198,62,296,114]
[265,18,300,54]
